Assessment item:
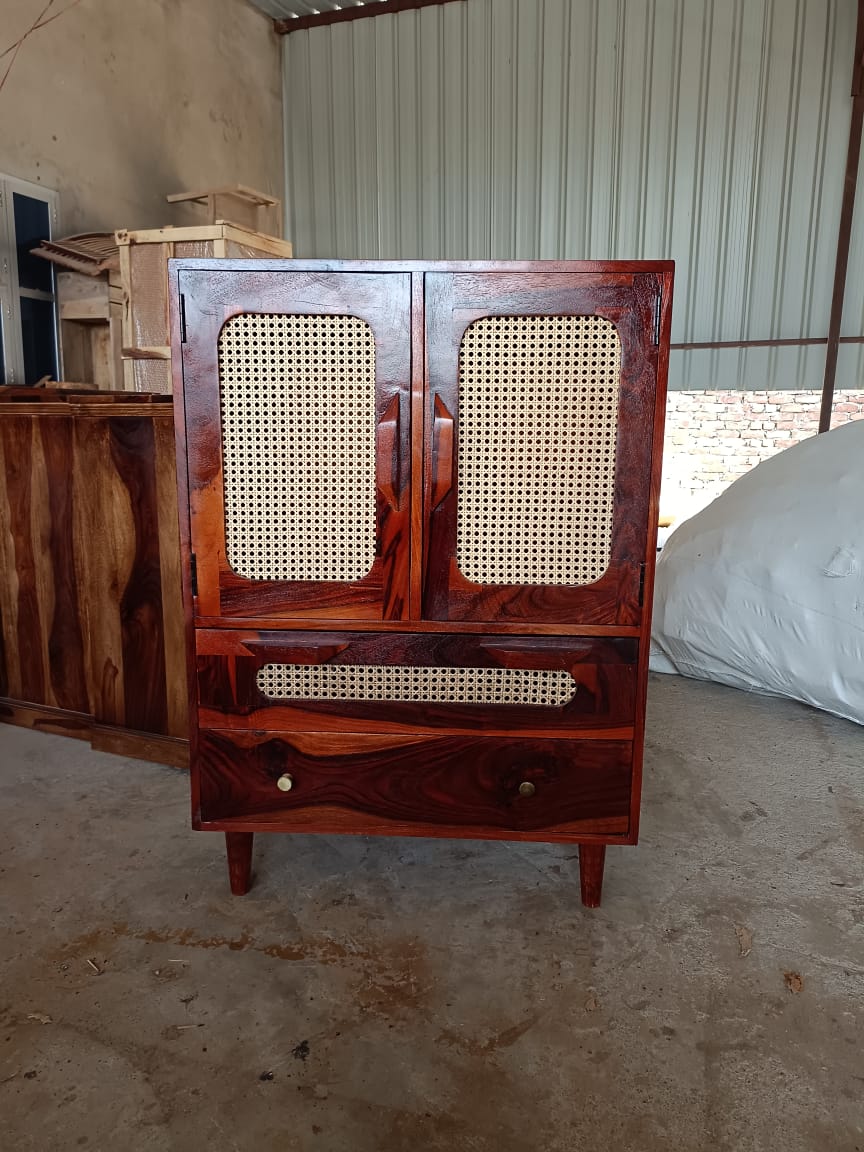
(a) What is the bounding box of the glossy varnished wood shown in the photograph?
[174,269,412,622]
[168,261,674,905]
[225,831,254,895]
[423,271,666,625]
[0,410,89,713]
[197,729,633,837]
[195,629,637,736]
[0,390,188,766]
[579,844,606,907]
[193,617,642,637]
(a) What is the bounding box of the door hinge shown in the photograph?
[190,553,198,597]
[652,292,662,346]
[638,561,647,606]
[179,293,187,343]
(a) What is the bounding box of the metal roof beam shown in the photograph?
[274,0,464,36]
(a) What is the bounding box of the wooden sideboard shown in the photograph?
[0,388,188,766]
[171,260,673,904]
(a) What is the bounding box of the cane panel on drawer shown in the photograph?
[456,314,621,588]
[194,630,638,736]
[256,663,578,707]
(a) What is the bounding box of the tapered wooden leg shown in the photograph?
[225,832,254,895]
[579,844,606,907]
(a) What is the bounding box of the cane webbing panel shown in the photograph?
[257,664,577,707]
[456,315,621,586]
[218,314,377,582]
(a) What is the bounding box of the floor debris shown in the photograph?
[784,971,804,993]
[734,925,753,957]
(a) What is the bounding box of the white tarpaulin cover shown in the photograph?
[650,419,864,725]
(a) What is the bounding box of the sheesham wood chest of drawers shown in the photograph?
[170,260,673,905]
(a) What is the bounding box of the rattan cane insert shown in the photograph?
[456,314,621,587]
[257,664,577,707]
[218,313,377,582]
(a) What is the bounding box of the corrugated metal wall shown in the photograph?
[283,0,862,390]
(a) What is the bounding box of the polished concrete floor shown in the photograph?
[1,675,862,1152]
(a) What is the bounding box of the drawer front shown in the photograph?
[197,728,633,837]
[196,630,637,736]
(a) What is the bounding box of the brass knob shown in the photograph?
[518,781,536,798]
[276,774,294,793]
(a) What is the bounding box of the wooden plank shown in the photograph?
[221,226,292,258]
[91,724,189,768]
[1,417,48,704]
[74,416,129,728]
[117,225,225,246]
[39,416,90,712]
[121,346,171,360]
[26,423,55,705]
[153,415,188,738]
[0,698,91,741]
[57,270,111,321]
[118,241,136,391]
[109,302,125,392]
[59,321,94,386]
[89,325,115,391]
[0,421,22,700]
[107,415,170,735]
[0,414,90,711]
[167,185,280,207]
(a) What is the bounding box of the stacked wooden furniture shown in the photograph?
[117,223,293,393]
[166,185,283,236]
[33,234,123,390]
[171,260,673,905]
[34,225,293,394]
[0,388,187,765]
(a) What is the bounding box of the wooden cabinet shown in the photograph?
[171,261,673,905]
[0,389,188,765]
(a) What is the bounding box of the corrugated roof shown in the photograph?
[250,1,390,21]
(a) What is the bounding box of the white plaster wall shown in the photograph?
[0,0,283,233]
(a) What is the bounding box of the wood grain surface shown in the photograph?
[166,260,674,901]
[176,269,412,622]
[197,728,633,836]
[0,411,89,712]
[195,629,637,736]
[0,391,188,765]
[422,271,669,624]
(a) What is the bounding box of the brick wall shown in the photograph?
[661,390,864,518]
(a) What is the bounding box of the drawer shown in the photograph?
[196,728,633,838]
[196,630,637,736]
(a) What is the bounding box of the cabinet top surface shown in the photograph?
[169,258,675,276]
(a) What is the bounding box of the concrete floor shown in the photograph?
[1,675,862,1152]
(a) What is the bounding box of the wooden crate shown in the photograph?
[116,223,293,394]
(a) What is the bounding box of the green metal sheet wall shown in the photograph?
[283,0,861,390]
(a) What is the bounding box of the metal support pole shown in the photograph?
[820,0,864,433]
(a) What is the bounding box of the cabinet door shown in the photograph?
[423,270,668,624]
[176,268,411,621]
